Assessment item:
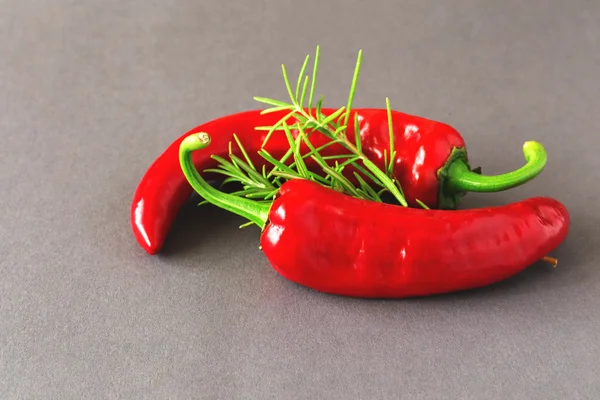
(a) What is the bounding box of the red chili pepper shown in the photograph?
[132,108,547,254]
[353,108,547,209]
[179,132,570,298]
[130,110,339,254]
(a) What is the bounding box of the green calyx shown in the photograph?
[436,147,472,209]
[179,132,271,229]
[437,141,548,209]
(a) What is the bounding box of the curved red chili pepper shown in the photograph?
[179,133,570,298]
[132,108,547,254]
[131,109,339,254]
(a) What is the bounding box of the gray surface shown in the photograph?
[1,0,599,398]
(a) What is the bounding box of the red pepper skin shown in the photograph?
[131,108,475,254]
[261,179,570,298]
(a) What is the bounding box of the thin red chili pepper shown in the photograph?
[179,132,570,298]
[131,108,547,254]
[130,110,339,254]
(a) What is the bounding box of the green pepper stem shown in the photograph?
[179,132,271,228]
[447,141,547,193]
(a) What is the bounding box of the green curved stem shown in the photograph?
[447,141,547,193]
[179,132,271,228]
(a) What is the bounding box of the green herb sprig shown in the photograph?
[204,46,407,208]
[253,46,406,206]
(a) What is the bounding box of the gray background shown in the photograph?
[1,0,599,398]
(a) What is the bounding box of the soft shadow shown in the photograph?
[158,182,257,257]
[456,191,517,210]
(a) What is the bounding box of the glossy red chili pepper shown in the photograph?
[130,110,339,254]
[180,132,569,298]
[132,108,547,254]
[354,108,546,209]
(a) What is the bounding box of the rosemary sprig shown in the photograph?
[253,46,408,207]
[209,122,386,204]
[203,46,410,209]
